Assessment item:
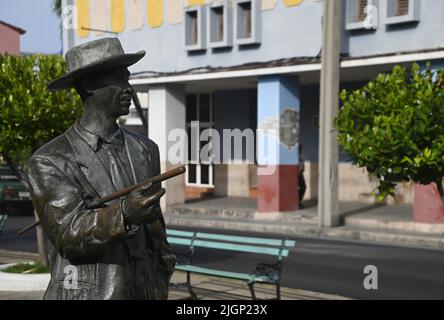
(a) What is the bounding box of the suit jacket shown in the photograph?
[28,121,176,300]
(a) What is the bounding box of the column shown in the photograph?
[318,0,341,227]
[257,75,300,213]
[148,84,186,210]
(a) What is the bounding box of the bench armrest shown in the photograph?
[173,249,193,265]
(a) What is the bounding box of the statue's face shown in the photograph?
[81,67,133,118]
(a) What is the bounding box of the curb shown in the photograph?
[0,263,50,292]
[164,215,444,250]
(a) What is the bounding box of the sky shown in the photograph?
[0,0,62,54]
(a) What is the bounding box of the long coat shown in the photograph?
[27,121,176,300]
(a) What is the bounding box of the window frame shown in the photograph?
[384,0,420,25]
[184,6,207,51]
[186,93,215,188]
[345,0,379,31]
[207,0,233,49]
[234,0,261,46]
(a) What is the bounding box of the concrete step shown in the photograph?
[167,205,319,224]
[0,249,38,264]
[344,215,444,236]
[322,226,444,249]
[165,214,321,238]
[169,204,256,220]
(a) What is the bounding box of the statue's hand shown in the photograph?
[122,182,165,226]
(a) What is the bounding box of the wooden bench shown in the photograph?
[167,229,295,300]
[0,213,7,237]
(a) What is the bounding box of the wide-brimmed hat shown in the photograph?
[47,37,145,91]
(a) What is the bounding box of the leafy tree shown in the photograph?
[0,54,82,173]
[52,0,62,17]
[335,63,444,202]
[0,53,82,264]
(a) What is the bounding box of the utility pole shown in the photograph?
[318,0,342,227]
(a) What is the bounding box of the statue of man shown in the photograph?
[27,38,176,300]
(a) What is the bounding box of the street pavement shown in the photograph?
[1,216,444,300]
[170,226,444,300]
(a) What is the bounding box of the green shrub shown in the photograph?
[335,63,444,202]
[2,262,50,274]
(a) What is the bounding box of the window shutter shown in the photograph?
[243,3,252,38]
[358,0,367,21]
[397,0,409,16]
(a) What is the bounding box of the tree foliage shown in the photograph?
[0,54,82,170]
[52,0,62,17]
[335,63,444,202]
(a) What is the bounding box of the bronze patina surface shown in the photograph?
[28,38,176,300]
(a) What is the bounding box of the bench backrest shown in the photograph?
[0,214,7,232]
[167,229,295,260]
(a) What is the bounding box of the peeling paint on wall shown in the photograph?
[128,0,145,30]
[279,108,299,150]
[76,0,90,37]
[147,0,164,28]
[258,108,299,150]
[110,0,125,32]
[167,0,183,24]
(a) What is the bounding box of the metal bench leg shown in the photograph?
[276,283,281,300]
[248,282,257,300]
[186,271,198,300]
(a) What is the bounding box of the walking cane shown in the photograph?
[17,166,186,235]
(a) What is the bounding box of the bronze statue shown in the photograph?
[27,38,176,300]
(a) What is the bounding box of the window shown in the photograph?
[385,0,420,25]
[240,2,252,39]
[186,94,215,187]
[396,0,409,16]
[207,0,233,48]
[345,0,378,30]
[234,0,261,46]
[189,11,198,45]
[215,7,224,41]
[185,6,206,51]
[357,0,368,21]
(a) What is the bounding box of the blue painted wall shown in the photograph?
[66,0,444,75]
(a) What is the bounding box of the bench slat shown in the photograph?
[167,229,194,238]
[168,236,290,257]
[166,229,296,248]
[0,214,7,231]
[176,265,277,283]
[196,232,296,248]
[176,265,252,281]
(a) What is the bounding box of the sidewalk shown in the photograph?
[165,197,444,250]
[0,249,348,300]
[0,265,348,300]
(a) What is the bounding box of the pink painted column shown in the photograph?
[413,181,444,223]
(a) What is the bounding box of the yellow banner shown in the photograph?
[147,0,164,28]
[76,0,90,37]
[110,0,126,33]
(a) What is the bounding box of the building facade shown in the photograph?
[0,20,26,55]
[62,0,444,214]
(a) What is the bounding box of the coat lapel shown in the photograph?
[123,130,153,184]
[65,125,116,199]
